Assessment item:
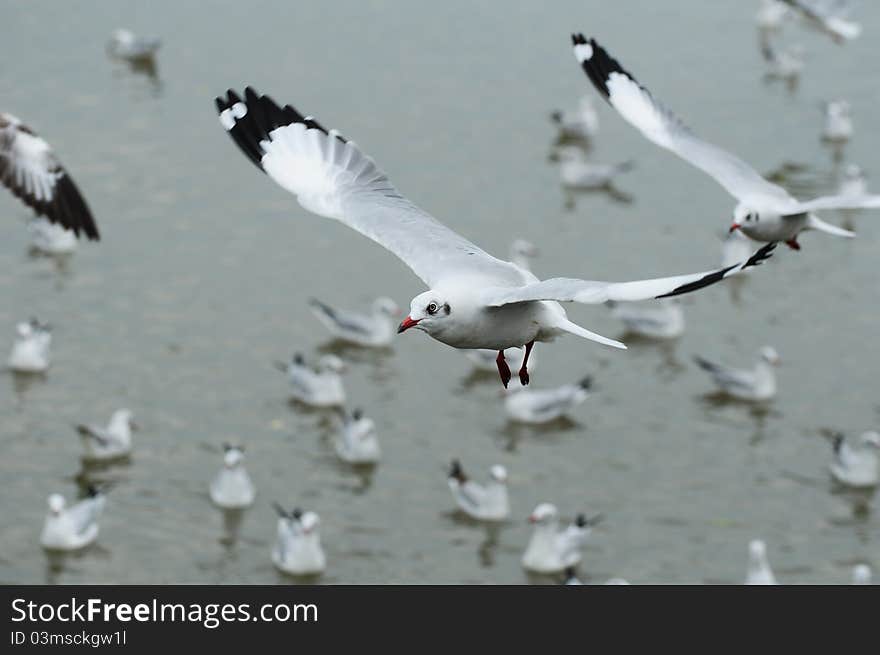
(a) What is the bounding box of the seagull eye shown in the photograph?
[426,302,438,315]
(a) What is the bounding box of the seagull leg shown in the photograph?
[518,341,535,386]
[785,238,801,251]
[496,350,511,388]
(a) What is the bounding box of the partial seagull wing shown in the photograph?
[76,424,110,447]
[0,113,100,239]
[572,35,792,206]
[694,356,756,390]
[67,496,104,535]
[789,194,880,212]
[781,0,861,42]
[483,244,774,307]
[216,88,522,288]
[308,298,374,336]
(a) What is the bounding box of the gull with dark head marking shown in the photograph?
[572,35,880,251]
[274,353,346,408]
[309,296,399,347]
[76,409,139,462]
[271,503,326,576]
[505,376,592,424]
[694,346,780,402]
[522,504,602,574]
[217,87,773,387]
[210,444,256,509]
[828,431,879,488]
[7,318,51,373]
[335,408,381,464]
[447,459,509,521]
[550,96,599,141]
[40,486,106,551]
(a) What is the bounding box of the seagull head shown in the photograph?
[113,408,138,431]
[372,297,400,318]
[300,511,320,535]
[760,346,780,366]
[223,447,244,469]
[398,291,452,336]
[860,431,880,449]
[748,539,769,565]
[489,465,508,483]
[730,204,756,233]
[47,494,66,515]
[528,502,558,525]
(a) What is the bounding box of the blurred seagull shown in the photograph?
[217,87,772,388]
[838,164,867,198]
[76,409,138,462]
[851,564,872,585]
[505,376,592,424]
[745,539,777,584]
[756,0,793,31]
[447,460,509,521]
[28,217,77,255]
[694,346,780,401]
[274,353,346,408]
[573,35,880,250]
[335,408,381,464]
[822,99,853,143]
[606,299,684,339]
[210,444,256,509]
[271,504,326,576]
[781,0,861,43]
[556,145,634,190]
[106,28,161,62]
[522,504,602,574]
[509,238,538,272]
[7,318,51,373]
[40,486,106,551]
[1,113,100,240]
[550,96,600,140]
[308,296,399,347]
[828,431,880,488]
[760,37,805,83]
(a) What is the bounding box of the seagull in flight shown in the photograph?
[572,35,880,250]
[216,87,773,387]
[1,113,100,240]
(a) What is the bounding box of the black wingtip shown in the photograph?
[743,242,777,269]
[578,376,593,390]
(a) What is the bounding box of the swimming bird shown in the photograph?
[308,296,399,347]
[744,539,777,584]
[522,504,602,574]
[335,408,381,464]
[555,145,634,190]
[209,444,256,509]
[1,113,99,240]
[28,217,77,255]
[447,460,509,521]
[216,87,773,388]
[572,35,880,250]
[505,377,592,424]
[851,564,872,585]
[781,0,861,43]
[76,409,138,462]
[271,504,326,576]
[694,346,780,401]
[828,431,880,488]
[274,353,346,408]
[550,96,599,141]
[106,29,161,62]
[509,238,538,272]
[40,486,106,551]
[606,299,684,339]
[822,99,853,143]
[7,318,51,373]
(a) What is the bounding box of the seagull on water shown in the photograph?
[572,35,880,250]
[217,87,773,388]
[271,504,326,576]
[106,29,161,62]
[606,298,684,339]
[505,376,592,424]
[781,0,861,44]
[745,539,777,584]
[40,486,106,551]
[210,444,256,509]
[447,460,509,521]
[7,318,51,373]
[76,409,139,462]
[522,504,602,574]
[335,408,381,464]
[694,346,780,402]
[309,296,399,347]
[828,431,880,488]
[509,238,538,272]
[274,353,346,408]
[1,113,99,240]
[822,99,853,143]
[555,145,634,190]
[550,96,600,141]
[28,217,78,255]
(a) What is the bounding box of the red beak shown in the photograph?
[397,316,421,333]
[729,223,741,233]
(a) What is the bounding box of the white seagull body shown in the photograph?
[522,504,600,574]
[28,217,77,254]
[447,460,509,521]
[829,431,880,488]
[40,490,106,551]
[695,346,780,402]
[210,445,256,509]
[556,145,633,189]
[550,96,600,140]
[309,296,399,347]
[745,539,777,584]
[7,319,51,373]
[1,113,99,240]
[607,299,684,339]
[217,87,773,387]
[272,508,326,576]
[107,29,161,61]
[572,35,880,249]
[76,409,137,461]
[781,0,861,43]
[335,409,381,464]
[822,99,853,143]
[505,377,592,424]
[276,354,346,408]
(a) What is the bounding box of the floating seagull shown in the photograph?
[828,431,880,488]
[463,346,538,377]
[694,346,780,402]
[838,164,867,198]
[555,145,634,190]
[505,377,592,424]
[851,564,872,585]
[550,96,599,141]
[781,0,861,43]
[1,113,100,240]
[447,460,509,521]
[274,353,346,408]
[308,296,399,347]
[606,299,684,339]
[28,217,77,255]
[756,0,793,32]
[335,408,381,464]
[217,87,773,388]
[572,35,880,250]
[106,29,161,62]
[7,318,51,373]
[271,504,326,576]
[40,486,106,551]
[209,444,256,509]
[760,36,805,82]
[744,539,777,584]
[822,99,853,143]
[76,409,138,462]
[509,238,538,272]
[522,504,601,574]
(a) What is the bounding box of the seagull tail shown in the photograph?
[806,214,855,238]
[556,319,626,350]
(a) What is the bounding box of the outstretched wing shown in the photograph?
[483,244,775,307]
[789,194,880,213]
[215,88,522,288]
[571,35,792,207]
